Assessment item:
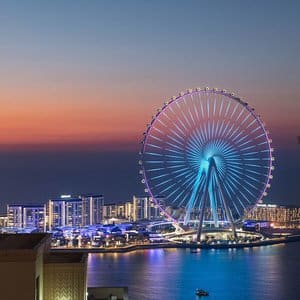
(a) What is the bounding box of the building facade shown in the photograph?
[132,195,165,222]
[0,233,87,300]
[7,204,45,231]
[245,203,300,227]
[47,194,104,230]
[81,194,104,225]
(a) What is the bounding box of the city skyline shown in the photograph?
[0,1,300,211]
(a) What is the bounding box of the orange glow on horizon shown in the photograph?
[1,83,299,151]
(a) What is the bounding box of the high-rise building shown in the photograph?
[132,195,165,221]
[47,194,104,230]
[0,215,8,227]
[81,194,104,225]
[7,205,23,228]
[47,195,82,229]
[103,202,127,221]
[7,204,45,231]
[125,201,133,221]
[245,203,300,226]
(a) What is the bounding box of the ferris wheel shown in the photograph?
[139,87,274,239]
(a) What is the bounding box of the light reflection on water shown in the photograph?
[88,243,300,300]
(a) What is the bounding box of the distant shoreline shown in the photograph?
[51,235,300,254]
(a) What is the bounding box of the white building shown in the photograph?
[7,204,45,231]
[132,195,165,221]
[47,194,104,230]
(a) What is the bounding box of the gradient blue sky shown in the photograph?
[0,0,299,210]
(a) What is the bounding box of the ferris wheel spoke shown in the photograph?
[258,141,268,146]
[229,102,239,119]
[260,149,271,153]
[188,107,196,127]
[170,128,185,141]
[236,107,246,122]
[254,132,266,140]
[239,112,251,126]
[159,181,180,194]
[152,126,165,135]
[215,120,225,137]
[226,124,241,140]
[238,139,254,149]
[195,128,206,145]
[199,95,205,118]
[146,167,166,172]
[149,134,164,142]
[170,190,188,207]
[239,191,252,206]
[250,126,262,134]
[150,173,170,180]
[167,134,184,146]
[165,147,184,156]
[213,121,220,139]
[240,145,257,153]
[172,170,194,181]
[156,118,168,129]
[213,97,217,116]
[192,97,200,122]
[165,153,184,159]
[147,143,163,150]
[177,192,191,209]
[245,118,257,129]
[232,130,244,142]
[207,97,210,117]
[145,160,165,164]
[144,152,163,157]
[219,121,231,139]
[167,185,187,202]
[165,141,184,152]
[155,177,174,188]
[233,133,249,147]
[221,179,244,215]
[224,99,231,117]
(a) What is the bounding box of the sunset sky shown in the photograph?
[0,0,299,210]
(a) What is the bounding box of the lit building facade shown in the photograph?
[245,203,300,227]
[81,194,104,225]
[47,195,82,229]
[7,204,45,231]
[132,195,165,221]
[47,194,104,229]
[0,215,8,227]
[103,202,126,220]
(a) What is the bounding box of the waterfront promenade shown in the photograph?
[52,235,300,254]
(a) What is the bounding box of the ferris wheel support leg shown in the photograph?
[215,172,237,239]
[196,192,208,242]
[196,169,212,242]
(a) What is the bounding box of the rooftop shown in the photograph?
[0,233,50,250]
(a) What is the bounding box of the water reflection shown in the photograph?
[88,243,300,300]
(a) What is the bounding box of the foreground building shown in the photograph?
[0,233,87,300]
